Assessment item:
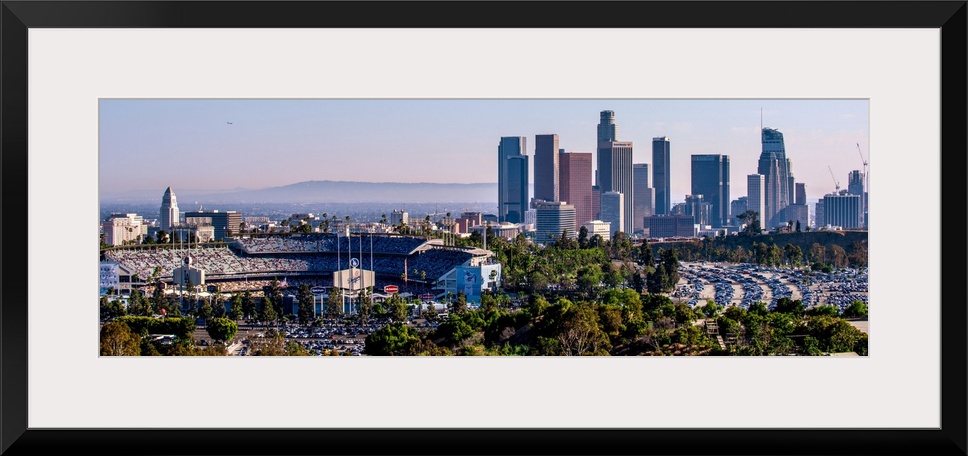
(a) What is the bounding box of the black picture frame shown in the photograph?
[2,1,965,455]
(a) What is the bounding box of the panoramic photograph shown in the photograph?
[98,99,869,357]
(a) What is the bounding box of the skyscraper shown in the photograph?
[759,128,792,225]
[730,197,749,226]
[534,134,560,203]
[795,183,807,206]
[598,141,634,234]
[596,110,617,187]
[847,170,866,228]
[559,151,593,227]
[683,194,712,227]
[823,192,862,229]
[160,187,179,230]
[747,174,765,228]
[690,154,730,227]
[535,201,577,244]
[600,191,624,238]
[633,163,654,233]
[652,136,671,215]
[597,110,617,148]
[498,137,529,223]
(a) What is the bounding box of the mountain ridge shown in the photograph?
[101,180,502,205]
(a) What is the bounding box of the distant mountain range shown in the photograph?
[102,180,502,205]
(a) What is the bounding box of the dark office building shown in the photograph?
[534,134,560,203]
[498,136,529,223]
[653,136,671,215]
[690,154,730,227]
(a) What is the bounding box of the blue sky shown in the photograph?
[99,99,868,204]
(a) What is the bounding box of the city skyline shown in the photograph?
[100,99,869,206]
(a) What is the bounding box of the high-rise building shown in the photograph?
[795,183,807,205]
[534,134,560,203]
[652,137,671,215]
[822,192,862,229]
[591,185,601,221]
[600,191,624,238]
[730,197,748,227]
[759,128,793,226]
[690,154,730,227]
[596,110,618,189]
[683,194,713,227]
[847,170,866,227]
[535,201,577,244]
[633,163,654,233]
[598,141,634,234]
[747,174,766,228]
[498,136,529,223]
[559,151,593,227]
[390,210,408,227]
[183,210,242,241]
[102,213,148,246]
[159,187,179,230]
[581,220,612,241]
[597,110,617,143]
[645,215,696,238]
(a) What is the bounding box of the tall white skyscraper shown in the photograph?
[598,141,633,234]
[160,187,179,230]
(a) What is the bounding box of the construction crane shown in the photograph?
[828,165,840,193]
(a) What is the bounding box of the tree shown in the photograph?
[196,298,213,319]
[206,317,238,344]
[364,323,421,356]
[251,329,286,356]
[229,293,244,320]
[577,225,589,249]
[784,243,803,267]
[260,296,278,326]
[451,291,468,315]
[843,300,868,318]
[241,291,256,319]
[296,284,315,324]
[326,287,343,318]
[809,242,826,265]
[772,298,805,315]
[557,304,611,355]
[267,279,284,316]
[827,244,848,268]
[100,321,141,356]
[357,288,372,324]
[423,300,439,322]
[211,292,227,318]
[387,294,409,322]
[636,239,656,268]
[660,248,681,292]
[737,210,761,236]
[848,241,868,268]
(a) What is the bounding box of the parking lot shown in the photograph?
[674,262,868,313]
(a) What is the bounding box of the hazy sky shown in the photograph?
[99,99,868,204]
